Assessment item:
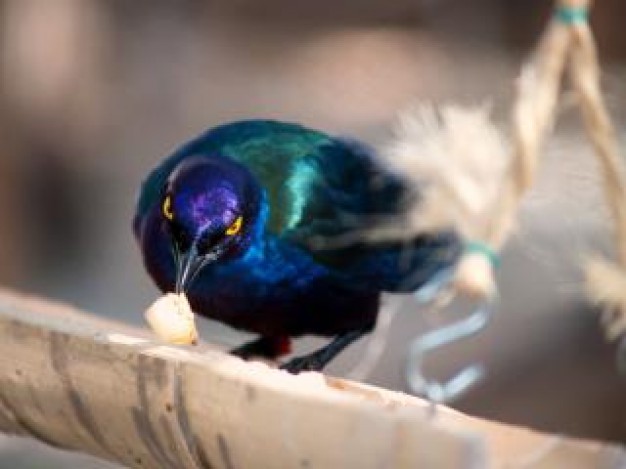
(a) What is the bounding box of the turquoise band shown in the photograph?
[465,241,501,268]
[555,6,588,24]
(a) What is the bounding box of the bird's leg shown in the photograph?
[230,336,292,361]
[280,327,370,374]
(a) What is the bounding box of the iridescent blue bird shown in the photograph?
[134,120,459,372]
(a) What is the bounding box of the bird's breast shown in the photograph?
[185,235,331,331]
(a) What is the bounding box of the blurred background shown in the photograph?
[1,0,625,466]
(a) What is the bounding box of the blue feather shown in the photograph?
[134,120,460,366]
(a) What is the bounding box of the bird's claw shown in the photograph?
[230,336,291,361]
[280,354,325,374]
[230,346,256,360]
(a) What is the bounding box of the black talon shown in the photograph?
[230,336,290,361]
[280,327,369,374]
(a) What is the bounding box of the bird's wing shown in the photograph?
[135,119,399,232]
[268,135,458,291]
[135,119,457,290]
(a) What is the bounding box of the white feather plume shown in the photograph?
[376,103,510,241]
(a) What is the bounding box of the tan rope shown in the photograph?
[485,19,571,250]
[569,19,626,267]
[467,0,626,341]
[567,4,626,341]
[453,2,577,300]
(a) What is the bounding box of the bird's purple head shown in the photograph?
[160,155,261,292]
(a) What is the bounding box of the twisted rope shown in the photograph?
[481,0,626,342]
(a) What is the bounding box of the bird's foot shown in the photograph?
[280,327,372,374]
[279,353,326,374]
[230,336,291,361]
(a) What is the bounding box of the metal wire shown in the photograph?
[405,268,496,407]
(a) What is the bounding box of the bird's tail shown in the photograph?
[321,230,462,293]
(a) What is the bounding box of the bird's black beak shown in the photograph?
[175,242,209,294]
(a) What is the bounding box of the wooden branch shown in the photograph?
[0,288,621,468]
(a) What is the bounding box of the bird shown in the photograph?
[133,119,460,373]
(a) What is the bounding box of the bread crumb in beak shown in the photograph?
[145,293,198,345]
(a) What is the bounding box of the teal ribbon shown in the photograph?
[465,241,501,268]
[555,6,588,24]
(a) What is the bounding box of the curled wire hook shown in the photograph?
[406,268,496,407]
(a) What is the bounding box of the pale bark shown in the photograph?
[0,289,621,468]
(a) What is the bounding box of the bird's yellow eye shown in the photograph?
[226,216,243,236]
[162,195,174,221]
